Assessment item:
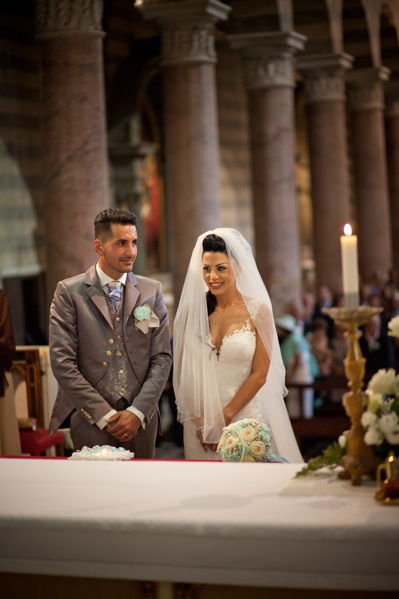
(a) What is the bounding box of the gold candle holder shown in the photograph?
[323,305,382,485]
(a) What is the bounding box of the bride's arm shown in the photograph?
[222,332,270,426]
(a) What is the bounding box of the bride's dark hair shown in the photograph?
[202,234,228,316]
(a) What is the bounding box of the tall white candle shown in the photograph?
[340,224,359,309]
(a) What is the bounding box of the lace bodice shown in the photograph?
[210,320,261,420]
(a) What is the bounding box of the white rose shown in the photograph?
[379,412,399,434]
[225,435,239,449]
[239,426,256,442]
[364,427,384,446]
[365,391,383,414]
[250,440,266,458]
[368,369,397,396]
[361,411,378,428]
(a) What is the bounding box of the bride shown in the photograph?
[173,228,303,463]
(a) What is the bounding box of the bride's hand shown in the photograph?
[203,443,218,452]
[223,408,234,427]
[196,429,218,452]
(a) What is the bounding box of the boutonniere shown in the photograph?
[133,304,160,334]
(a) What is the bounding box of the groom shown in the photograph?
[49,208,172,458]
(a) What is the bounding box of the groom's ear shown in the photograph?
[94,238,103,255]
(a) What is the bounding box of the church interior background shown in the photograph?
[1,0,399,346]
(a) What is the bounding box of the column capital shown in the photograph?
[347,67,390,112]
[228,31,306,90]
[296,54,354,104]
[34,0,104,38]
[137,0,231,65]
[241,53,295,90]
[228,31,306,55]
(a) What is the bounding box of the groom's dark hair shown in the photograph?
[94,208,137,240]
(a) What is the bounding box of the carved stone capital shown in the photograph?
[303,72,346,104]
[161,27,216,65]
[34,0,104,38]
[347,81,385,112]
[138,0,230,65]
[347,67,390,112]
[242,54,294,89]
[297,54,353,104]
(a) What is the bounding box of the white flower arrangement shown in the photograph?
[217,418,272,462]
[361,368,399,457]
[298,314,399,475]
[133,304,160,333]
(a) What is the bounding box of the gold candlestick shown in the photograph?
[323,305,382,485]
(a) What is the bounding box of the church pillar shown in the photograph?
[34,0,109,309]
[229,32,306,313]
[139,0,230,303]
[347,67,392,284]
[385,83,399,275]
[297,54,353,296]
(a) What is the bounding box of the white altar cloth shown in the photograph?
[0,459,398,592]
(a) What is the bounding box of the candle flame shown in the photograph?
[343,223,352,236]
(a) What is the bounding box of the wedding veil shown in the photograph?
[173,228,303,463]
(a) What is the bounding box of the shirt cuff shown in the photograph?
[127,406,146,430]
[96,409,117,430]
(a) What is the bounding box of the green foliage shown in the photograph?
[295,441,346,477]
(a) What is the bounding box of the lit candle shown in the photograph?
[340,224,359,309]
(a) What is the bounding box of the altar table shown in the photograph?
[0,459,398,598]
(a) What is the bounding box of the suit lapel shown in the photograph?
[124,272,140,326]
[85,266,114,329]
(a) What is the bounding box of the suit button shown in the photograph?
[102,361,108,366]
[109,338,115,344]
[106,350,112,356]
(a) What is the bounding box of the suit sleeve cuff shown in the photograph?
[127,406,146,430]
[96,409,117,430]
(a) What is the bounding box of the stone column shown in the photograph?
[139,0,230,302]
[385,83,399,274]
[35,0,109,308]
[297,54,353,296]
[229,32,306,312]
[347,67,392,284]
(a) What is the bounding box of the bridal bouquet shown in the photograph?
[217,418,272,462]
[361,368,399,458]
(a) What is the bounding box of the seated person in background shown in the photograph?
[359,313,396,377]
[276,314,316,419]
[307,318,333,378]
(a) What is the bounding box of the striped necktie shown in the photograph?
[107,281,122,312]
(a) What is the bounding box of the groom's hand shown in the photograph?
[106,410,141,442]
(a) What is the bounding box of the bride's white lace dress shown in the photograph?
[184,319,263,460]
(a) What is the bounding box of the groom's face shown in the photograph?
[94,223,138,279]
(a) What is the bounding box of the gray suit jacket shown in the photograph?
[49,265,172,434]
